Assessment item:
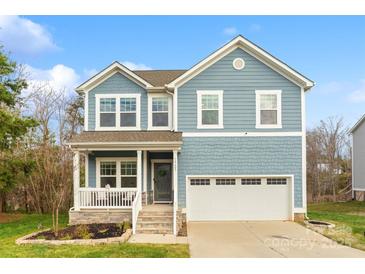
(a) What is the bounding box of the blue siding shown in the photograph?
[177,137,303,208]
[88,73,148,130]
[178,48,302,132]
[87,151,137,188]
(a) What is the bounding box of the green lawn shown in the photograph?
[0,213,189,258]
[308,201,365,251]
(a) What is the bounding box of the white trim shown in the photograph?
[85,152,89,187]
[147,93,173,130]
[95,157,138,189]
[301,87,307,213]
[151,159,173,203]
[196,90,224,129]
[182,131,303,137]
[143,151,147,199]
[173,87,178,131]
[73,151,80,211]
[137,151,142,200]
[95,93,141,131]
[255,90,282,129]
[232,57,245,70]
[167,36,314,90]
[76,62,153,92]
[293,208,306,213]
[185,174,294,221]
[173,150,178,235]
[353,188,365,192]
[349,114,365,133]
[84,92,89,131]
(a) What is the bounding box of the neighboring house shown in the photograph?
[350,114,365,201]
[68,35,314,235]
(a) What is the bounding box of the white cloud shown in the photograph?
[223,27,238,36]
[24,64,80,96]
[0,15,58,55]
[249,23,262,32]
[348,80,365,103]
[121,61,152,70]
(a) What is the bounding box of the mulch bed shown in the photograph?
[178,221,187,237]
[29,223,128,240]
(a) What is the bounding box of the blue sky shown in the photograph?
[0,16,364,129]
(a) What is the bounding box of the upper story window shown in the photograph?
[255,90,282,128]
[148,93,172,130]
[96,94,141,130]
[100,98,116,127]
[196,90,223,129]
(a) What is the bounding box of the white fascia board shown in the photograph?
[182,131,303,137]
[76,62,153,93]
[349,114,365,134]
[167,36,314,90]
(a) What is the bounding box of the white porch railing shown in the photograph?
[132,191,142,234]
[78,188,137,209]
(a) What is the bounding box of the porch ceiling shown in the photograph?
[67,131,183,150]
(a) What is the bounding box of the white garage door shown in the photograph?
[186,176,292,221]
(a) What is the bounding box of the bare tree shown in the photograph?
[307,116,351,202]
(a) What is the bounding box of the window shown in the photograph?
[99,98,116,127]
[216,178,236,185]
[148,94,171,129]
[120,161,137,188]
[100,161,117,188]
[96,94,140,130]
[152,97,168,127]
[241,178,261,185]
[267,178,287,185]
[256,90,282,128]
[190,179,210,186]
[120,98,136,127]
[197,90,223,129]
[97,158,137,188]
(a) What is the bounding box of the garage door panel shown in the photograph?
[187,177,291,221]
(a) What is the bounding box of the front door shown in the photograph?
[153,162,172,202]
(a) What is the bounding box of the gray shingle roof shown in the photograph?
[133,70,186,87]
[69,131,182,144]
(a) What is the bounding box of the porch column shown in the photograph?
[173,150,178,235]
[143,150,148,205]
[73,151,80,211]
[137,150,142,207]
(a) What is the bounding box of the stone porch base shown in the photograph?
[354,190,365,201]
[69,209,132,225]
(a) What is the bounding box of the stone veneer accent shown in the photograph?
[69,209,131,225]
[355,191,365,201]
[176,209,186,233]
[294,213,305,222]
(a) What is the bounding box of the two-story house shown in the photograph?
[68,35,314,235]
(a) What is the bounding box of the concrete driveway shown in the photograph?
[188,221,365,258]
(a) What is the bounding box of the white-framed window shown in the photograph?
[148,93,172,130]
[99,161,117,188]
[196,90,224,129]
[95,94,141,130]
[255,90,282,128]
[96,158,137,188]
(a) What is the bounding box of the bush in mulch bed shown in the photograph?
[30,222,131,240]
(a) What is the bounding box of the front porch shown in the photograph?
[69,131,182,235]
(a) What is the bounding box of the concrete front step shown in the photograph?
[137,222,173,229]
[138,216,173,222]
[139,212,173,217]
[136,228,173,234]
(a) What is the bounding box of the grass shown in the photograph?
[0,213,189,258]
[308,201,365,251]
